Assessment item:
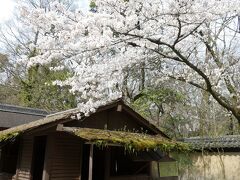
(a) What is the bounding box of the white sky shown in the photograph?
[78,0,89,11]
[0,0,15,23]
[0,0,88,23]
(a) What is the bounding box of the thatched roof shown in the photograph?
[0,100,189,153]
[0,100,168,143]
[58,127,190,152]
[0,108,81,143]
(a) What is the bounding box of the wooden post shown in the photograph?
[42,135,54,180]
[15,138,23,180]
[88,144,94,180]
[79,142,83,180]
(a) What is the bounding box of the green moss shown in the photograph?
[0,131,20,142]
[73,128,191,153]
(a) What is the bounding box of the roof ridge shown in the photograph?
[0,103,48,116]
[181,135,240,149]
[184,135,240,140]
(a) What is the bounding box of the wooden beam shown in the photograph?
[56,124,64,131]
[116,105,122,112]
[24,118,73,136]
[88,144,93,180]
[56,125,77,133]
[85,142,121,147]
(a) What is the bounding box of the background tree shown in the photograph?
[0,53,21,104]
[0,0,79,111]
[131,87,189,138]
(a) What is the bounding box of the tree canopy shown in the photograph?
[15,0,240,121]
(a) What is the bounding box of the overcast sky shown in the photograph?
[0,0,89,23]
[0,0,15,22]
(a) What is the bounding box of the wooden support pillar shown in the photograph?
[79,142,83,180]
[42,135,54,180]
[88,144,94,180]
[15,138,23,180]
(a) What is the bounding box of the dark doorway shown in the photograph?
[110,147,150,177]
[0,140,19,174]
[81,145,106,180]
[81,144,90,180]
[31,136,47,180]
[93,147,105,180]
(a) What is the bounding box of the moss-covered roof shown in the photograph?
[0,109,79,143]
[61,127,190,152]
[0,100,168,144]
[0,100,188,153]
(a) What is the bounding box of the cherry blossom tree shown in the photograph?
[17,0,240,120]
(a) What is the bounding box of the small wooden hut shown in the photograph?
[0,100,188,180]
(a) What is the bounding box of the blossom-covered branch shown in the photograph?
[17,0,240,121]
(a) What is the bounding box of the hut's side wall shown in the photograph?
[16,137,33,180]
[49,132,82,180]
[180,152,240,180]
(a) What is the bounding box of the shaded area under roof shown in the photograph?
[182,135,240,149]
[58,127,190,152]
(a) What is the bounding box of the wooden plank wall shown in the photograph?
[50,133,82,180]
[16,137,33,180]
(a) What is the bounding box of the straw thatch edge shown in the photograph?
[61,127,191,152]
